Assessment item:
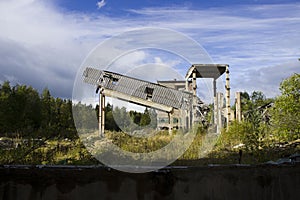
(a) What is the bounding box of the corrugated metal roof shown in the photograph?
[185,64,228,79]
[83,67,193,110]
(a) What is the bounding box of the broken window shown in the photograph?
[111,78,119,85]
[103,73,119,86]
[144,87,154,99]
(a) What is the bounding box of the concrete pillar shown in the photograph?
[99,93,103,137]
[99,90,105,137]
[235,92,242,122]
[185,110,190,131]
[213,79,217,126]
[101,94,105,135]
[185,79,189,92]
[168,113,172,134]
[191,70,197,127]
[225,65,231,129]
[213,79,217,98]
[214,93,219,133]
[192,70,197,96]
[214,96,218,127]
[217,92,224,134]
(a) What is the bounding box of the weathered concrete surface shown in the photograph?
[0,164,299,200]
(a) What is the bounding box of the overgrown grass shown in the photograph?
[0,137,98,165]
[0,123,299,166]
[105,130,173,153]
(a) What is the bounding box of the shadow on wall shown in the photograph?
[0,165,300,200]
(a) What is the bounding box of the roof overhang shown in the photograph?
[185,64,228,80]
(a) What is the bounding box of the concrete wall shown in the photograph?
[0,165,299,200]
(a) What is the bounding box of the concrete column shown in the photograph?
[214,93,219,132]
[213,79,217,98]
[168,113,172,134]
[214,95,218,127]
[235,92,242,122]
[99,92,104,137]
[101,94,105,135]
[192,70,198,127]
[213,79,217,126]
[225,65,231,129]
[185,110,190,131]
[216,93,223,134]
[192,70,197,96]
[185,79,189,92]
[98,89,105,137]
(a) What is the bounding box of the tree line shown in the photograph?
[0,73,298,141]
[0,81,155,138]
[0,82,75,138]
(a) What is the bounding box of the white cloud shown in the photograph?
[96,0,106,9]
[230,61,300,98]
[128,5,300,65]
[0,0,132,97]
[0,1,89,97]
[1,0,299,101]
[108,50,147,74]
[127,4,300,97]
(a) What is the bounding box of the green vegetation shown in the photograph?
[0,82,76,138]
[0,73,299,166]
[207,73,300,165]
[271,73,300,140]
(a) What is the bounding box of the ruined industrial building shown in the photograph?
[83,64,232,135]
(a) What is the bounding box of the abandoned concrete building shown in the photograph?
[156,79,207,131]
[156,64,231,132]
[83,64,231,135]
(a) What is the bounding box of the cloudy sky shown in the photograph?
[1,0,300,102]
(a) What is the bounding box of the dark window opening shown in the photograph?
[104,74,119,86]
[109,77,119,85]
[112,79,118,85]
[145,87,154,99]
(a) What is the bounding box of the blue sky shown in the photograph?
[0,0,300,103]
[56,0,298,14]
